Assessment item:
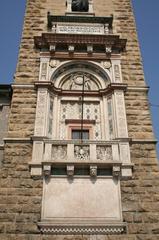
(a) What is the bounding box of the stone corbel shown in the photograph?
[104,23,109,34]
[90,165,97,178]
[87,44,93,53]
[68,45,75,53]
[43,164,51,177]
[67,165,74,177]
[113,165,121,178]
[105,46,112,54]
[50,45,56,52]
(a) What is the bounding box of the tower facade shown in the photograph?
[1,0,159,239]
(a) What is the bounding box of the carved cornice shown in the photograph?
[34,33,126,53]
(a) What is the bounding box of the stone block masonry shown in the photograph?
[0,0,159,239]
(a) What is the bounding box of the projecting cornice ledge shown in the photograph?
[34,33,126,53]
[34,81,128,96]
[3,138,32,143]
[130,138,157,144]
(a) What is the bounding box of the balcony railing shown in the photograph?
[30,139,132,178]
[43,140,120,164]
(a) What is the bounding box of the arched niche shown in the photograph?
[51,61,111,90]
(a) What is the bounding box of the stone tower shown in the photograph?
[1,0,159,239]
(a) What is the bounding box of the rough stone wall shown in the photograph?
[0,0,159,239]
[0,106,10,144]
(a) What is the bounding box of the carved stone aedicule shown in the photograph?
[96,146,112,161]
[52,145,67,161]
[74,145,90,161]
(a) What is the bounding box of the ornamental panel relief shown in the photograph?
[61,73,99,91]
[52,145,67,161]
[96,146,112,161]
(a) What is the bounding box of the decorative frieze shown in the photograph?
[39,224,126,234]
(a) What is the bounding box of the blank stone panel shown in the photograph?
[42,177,122,222]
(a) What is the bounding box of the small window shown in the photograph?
[72,129,89,140]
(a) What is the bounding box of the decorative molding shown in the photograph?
[38,223,126,234]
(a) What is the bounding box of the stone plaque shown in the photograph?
[56,23,105,35]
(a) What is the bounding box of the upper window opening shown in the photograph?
[72,129,89,140]
[72,0,89,12]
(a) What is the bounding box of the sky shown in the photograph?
[0,0,159,156]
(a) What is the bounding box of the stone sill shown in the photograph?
[38,221,126,234]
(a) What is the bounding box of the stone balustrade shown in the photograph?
[30,139,133,178]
